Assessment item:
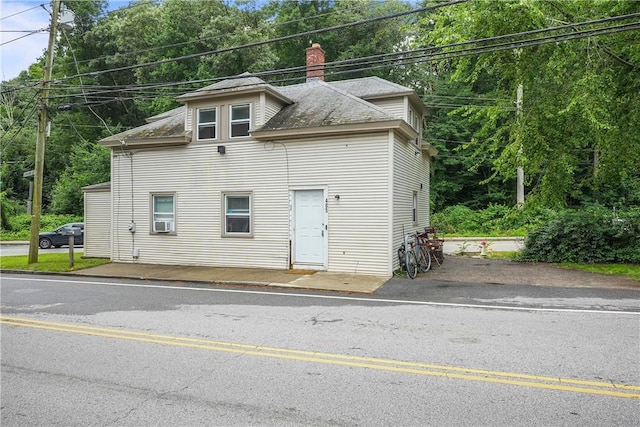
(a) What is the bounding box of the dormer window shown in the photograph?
[409,106,421,131]
[230,104,251,137]
[197,107,217,140]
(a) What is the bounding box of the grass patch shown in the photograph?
[1,252,110,272]
[486,251,520,260]
[558,263,640,282]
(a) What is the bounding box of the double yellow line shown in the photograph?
[2,315,639,399]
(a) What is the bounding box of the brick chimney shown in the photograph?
[306,43,325,81]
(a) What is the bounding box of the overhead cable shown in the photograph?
[54,0,468,81]
[42,18,639,106]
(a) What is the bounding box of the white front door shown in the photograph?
[294,189,325,267]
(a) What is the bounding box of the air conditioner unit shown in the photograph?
[154,221,171,233]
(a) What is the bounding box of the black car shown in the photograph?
[39,223,84,249]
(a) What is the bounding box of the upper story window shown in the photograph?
[197,107,217,140]
[409,106,421,131]
[409,106,422,145]
[230,104,251,138]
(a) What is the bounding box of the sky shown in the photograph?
[0,0,130,82]
[1,0,52,81]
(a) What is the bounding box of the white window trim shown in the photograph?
[229,103,251,138]
[222,191,253,237]
[151,193,176,234]
[197,107,218,141]
[412,191,418,224]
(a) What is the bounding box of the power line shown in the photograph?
[10,5,635,110]
[0,4,43,20]
[0,28,48,46]
[0,96,39,153]
[43,19,639,107]
[40,10,640,103]
[69,0,394,67]
[54,0,469,82]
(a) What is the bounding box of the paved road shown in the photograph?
[2,274,638,426]
[1,243,82,257]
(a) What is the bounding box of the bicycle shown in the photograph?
[416,232,433,272]
[399,233,419,279]
[399,232,433,279]
[418,227,445,267]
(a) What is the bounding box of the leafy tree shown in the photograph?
[268,0,414,82]
[49,143,110,215]
[0,80,39,210]
[416,0,640,209]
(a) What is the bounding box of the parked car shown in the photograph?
[39,223,84,249]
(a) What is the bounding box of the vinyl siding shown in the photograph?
[368,97,405,120]
[110,131,392,275]
[285,132,390,275]
[185,107,193,133]
[83,189,111,258]
[111,143,289,268]
[264,95,284,123]
[392,133,431,271]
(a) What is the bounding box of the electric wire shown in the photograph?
[39,13,640,105]
[0,100,39,154]
[0,28,48,46]
[6,6,635,97]
[0,4,44,20]
[53,0,469,82]
[60,28,117,136]
[41,19,639,110]
[5,3,638,115]
[70,0,394,67]
[0,86,40,150]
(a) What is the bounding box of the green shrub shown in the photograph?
[1,214,83,241]
[431,203,557,236]
[518,206,640,264]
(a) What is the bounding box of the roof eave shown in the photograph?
[177,86,292,104]
[421,142,439,157]
[99,134,192,148]
[252,120,407,141]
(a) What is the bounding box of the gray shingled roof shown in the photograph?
[328,76,413,99]
[175,74,291,103]
[100,75,423,144]
[101,108,188,145]
[146,105,185,123]
[259,80,396,131]
[82,181,111,191]
[194,75,267,91]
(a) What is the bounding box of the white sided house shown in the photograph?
[97,44,437,277]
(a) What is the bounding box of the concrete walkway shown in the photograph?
[64,263,389,294]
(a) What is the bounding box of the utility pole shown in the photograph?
[28,0,61,264]
[516,83,524,206]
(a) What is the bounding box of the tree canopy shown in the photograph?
[417,0,640,209]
